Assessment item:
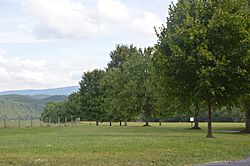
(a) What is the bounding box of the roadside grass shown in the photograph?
[0,122,249,166]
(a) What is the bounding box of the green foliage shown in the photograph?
[79,69,105,122]
[122,47,156,123]
[42,102,65,123]
[101,45,143,122]
[156,0,250,136]
[157,0,249,106]
[0,95,67,119]
[100,68,123,122]
[42,92,81,123]
[101,45,158,124]
[67,92,81,119]
[107,44,139,69]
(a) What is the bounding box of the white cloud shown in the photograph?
[97,0,162,37]
[128,11,162,36]
[21,0,163,39]
[97,0,129,22]
[23,0,99,39]
[0,51,103,91]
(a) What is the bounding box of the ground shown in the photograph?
[0,122,249,166]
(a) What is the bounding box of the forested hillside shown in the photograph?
[0,95,67,119]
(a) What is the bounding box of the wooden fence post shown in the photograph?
[71,115,73,126]
[4,115,6,128]
[40,116,43,127]
[49,117,51,127]
[18,114,21,128]
[58,117,60,126]
[30,115,33,127]
[65,117,67,126]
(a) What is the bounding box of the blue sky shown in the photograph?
[0,0,176,91]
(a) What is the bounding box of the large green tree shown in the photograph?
[79,69,105,126]
[156,0,250,137]
[67,92,81,119]
[103,45,158,126]
[122,47,156,126]
[100,68,124,126]
[102,45,143,125]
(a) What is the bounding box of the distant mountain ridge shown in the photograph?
[0,86,79,96]
[0,94,68,119]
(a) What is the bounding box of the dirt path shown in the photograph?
[195,157,250,166]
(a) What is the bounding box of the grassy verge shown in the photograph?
[0,122,249,166]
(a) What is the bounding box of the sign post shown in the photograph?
[190,117,194,127]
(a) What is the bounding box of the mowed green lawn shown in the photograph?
[0,122,249,166]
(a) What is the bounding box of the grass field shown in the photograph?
[0,122,249,166]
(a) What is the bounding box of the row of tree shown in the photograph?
[42,0,250,137]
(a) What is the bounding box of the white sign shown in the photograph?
[190,117,194,122]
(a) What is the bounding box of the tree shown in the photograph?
[122,47,156,126]
[100,68,122,126]
[79,69,105,126]
[42,102,70,123]
[103,45,158,126]
[107,44,139,69]
[103,45,143,125]
[156,0,250,137]
[67,92,81,120]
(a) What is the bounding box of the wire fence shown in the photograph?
[0,115,81,128]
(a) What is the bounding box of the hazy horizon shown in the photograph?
[0,85,79,93]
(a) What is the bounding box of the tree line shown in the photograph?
[42,0,250,137]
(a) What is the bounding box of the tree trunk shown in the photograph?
[240,100,250,133]
[96,120,99,126]
[119,120,122,126]
[143,96,151,127]
[143,116,150,126]
[192,108,201,129]
[194,120,200,129]
[245,103,250,132]
[206,100,214,138]
[124,118,127,126]
[109,121,112,126]
[144,120,150,126]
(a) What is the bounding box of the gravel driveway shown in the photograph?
[194,157,250,166]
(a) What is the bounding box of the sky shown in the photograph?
[0,0,177,91]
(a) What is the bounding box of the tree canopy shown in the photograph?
[156,0,250,137]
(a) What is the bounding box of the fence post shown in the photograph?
[58,117,60,126]
[30,115,33,127]
[4,115,6,128]
[65,117,67,126]
[71,115,73,126]
[18,114,21,128]
[40,116,43,127]
[49,117,51,127]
